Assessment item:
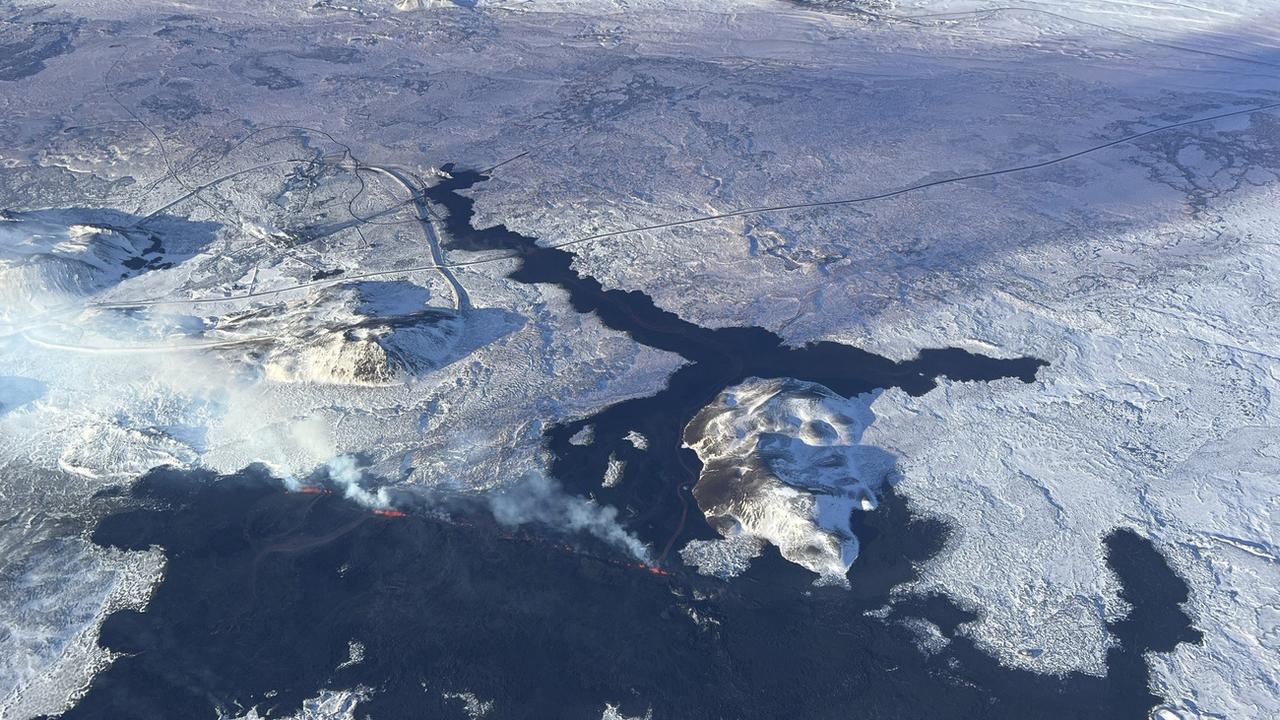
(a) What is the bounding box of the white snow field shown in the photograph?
[1,0,1278,717]
[0,510,164,719]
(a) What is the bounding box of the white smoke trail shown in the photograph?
[322,455,391,509]
[487,473,651,563]
[307,460,651,564]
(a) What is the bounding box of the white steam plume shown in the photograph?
[322,455,391,509]
[487,473,651,563]
[307,460,651,564]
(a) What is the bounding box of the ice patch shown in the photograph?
[568,425,594,446]
[679,535,765,580]
[335,641,364,671]
[442,690,494,719]
[601,452,625,488]
[223,687,370,720]
[0,522,164,720]
[601,704,653,720]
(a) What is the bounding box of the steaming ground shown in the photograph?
[0,0,1278,717]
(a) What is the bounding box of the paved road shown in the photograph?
[360,165,471,313]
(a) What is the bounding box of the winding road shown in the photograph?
[88,99,1280,311]
[358,164,471,313]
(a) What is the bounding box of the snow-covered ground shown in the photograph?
[1,0,1278,717]
[851,188,1280,714]
[0,509,163,719]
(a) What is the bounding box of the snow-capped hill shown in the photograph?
[262,327,410,386]
[0,215,145,322]
[210,281,465,386]
[682,377,892,585]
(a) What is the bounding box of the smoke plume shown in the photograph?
[486,473,652,563]
[309,459,650,564]
[322,455,392,509]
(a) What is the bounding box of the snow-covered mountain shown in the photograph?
[683,378,889,584]
[210,281,465,386]
[0,214,147,323]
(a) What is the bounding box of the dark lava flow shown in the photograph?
[58,167,1201,719]
[423,165,1044,559]
[61,470,1199,720]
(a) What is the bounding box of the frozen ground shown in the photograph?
[1,0,1278,717]
[0,509,163,719]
